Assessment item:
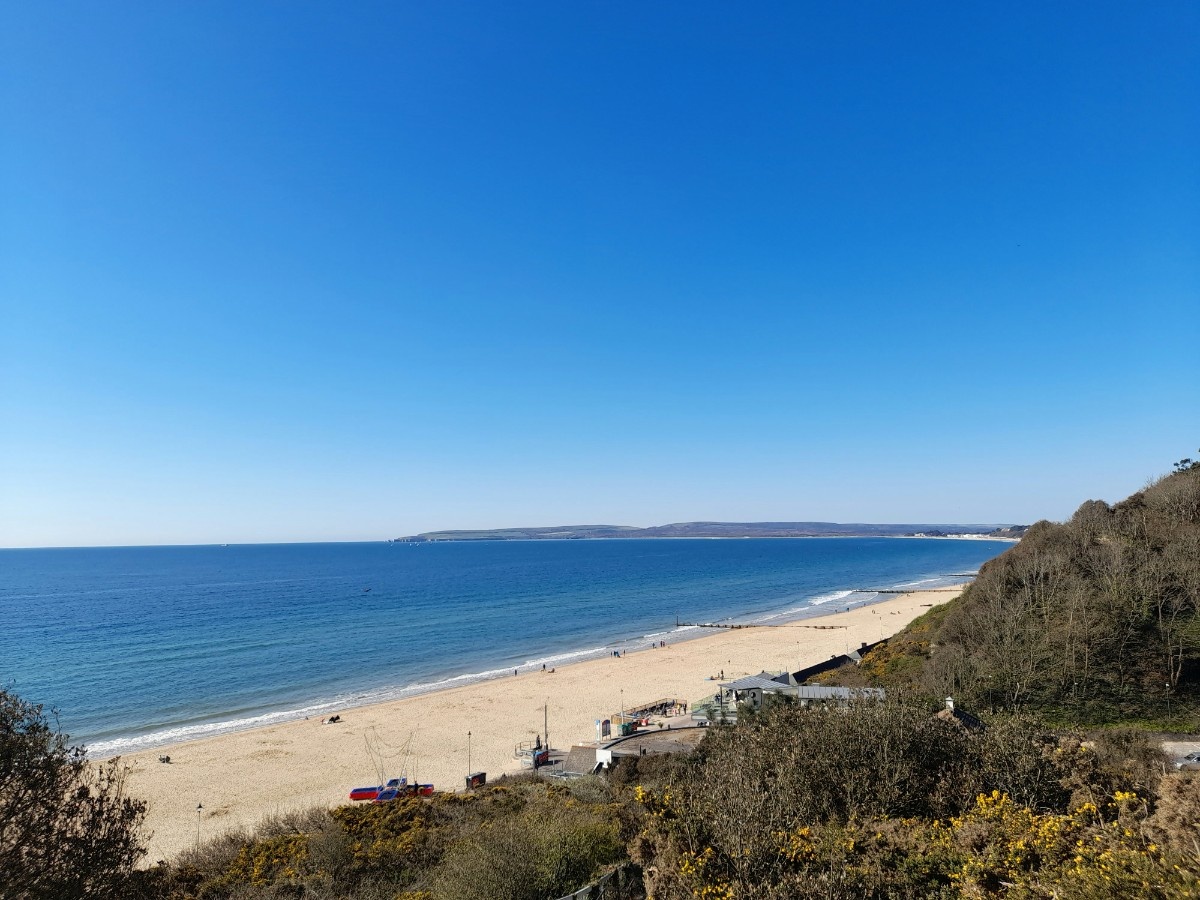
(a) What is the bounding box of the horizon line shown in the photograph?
[0,519,1025,552]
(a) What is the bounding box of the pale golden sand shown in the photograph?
[119,588,960,862]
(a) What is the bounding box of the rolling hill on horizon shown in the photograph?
[394,521,1026,542]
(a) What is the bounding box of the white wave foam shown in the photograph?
[742,589,856,626]
[86,699,347,757]
[893,576,947,589]
[805,589,855,607]
[87,650,619,757]
[518,645,612,668]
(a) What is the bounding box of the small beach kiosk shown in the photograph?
[717,674,794,712]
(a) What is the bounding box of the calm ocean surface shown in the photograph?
[1,538,1010,755]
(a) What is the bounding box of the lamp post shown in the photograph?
[196,803,203,847]
[467,731,472,777]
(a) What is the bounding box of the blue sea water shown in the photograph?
[0,538,1010,756]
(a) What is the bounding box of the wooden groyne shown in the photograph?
[674,618,756,629]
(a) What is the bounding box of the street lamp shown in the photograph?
[196,803,203,847]
[467,731,472,776]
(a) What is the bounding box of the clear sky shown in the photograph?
[2,2,1197,547]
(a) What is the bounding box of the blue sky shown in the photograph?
[2,2,1197,547]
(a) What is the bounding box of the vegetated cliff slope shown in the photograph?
[860,463,1200,724]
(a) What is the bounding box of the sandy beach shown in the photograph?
[119,588,960,862]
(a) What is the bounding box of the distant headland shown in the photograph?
[393,522,1028,542]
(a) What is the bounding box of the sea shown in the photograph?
[0,537,1011,757]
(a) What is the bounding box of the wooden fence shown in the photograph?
[551,862,640,900]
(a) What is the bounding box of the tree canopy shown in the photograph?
[837,464,1200,725]
[0,689,147,900]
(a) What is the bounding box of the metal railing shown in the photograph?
[551,862,640,900]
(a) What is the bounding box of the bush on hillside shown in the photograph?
[0,689,147,900]
[850,465,1200,725]
[430,790,624,900]
[148,779,626,900]
[627,699,1191,900]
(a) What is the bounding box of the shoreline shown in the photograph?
[87,574,974,759]
[119,586,963,863]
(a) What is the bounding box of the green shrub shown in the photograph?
[0,689,147,900]
[429,790,624,900]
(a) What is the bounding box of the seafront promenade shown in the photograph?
[119,587,961,862]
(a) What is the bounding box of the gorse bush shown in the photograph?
[431,791,624,900]
[626,700,1197,900]
[1144,772,1200,859]
[148,777,626,900]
